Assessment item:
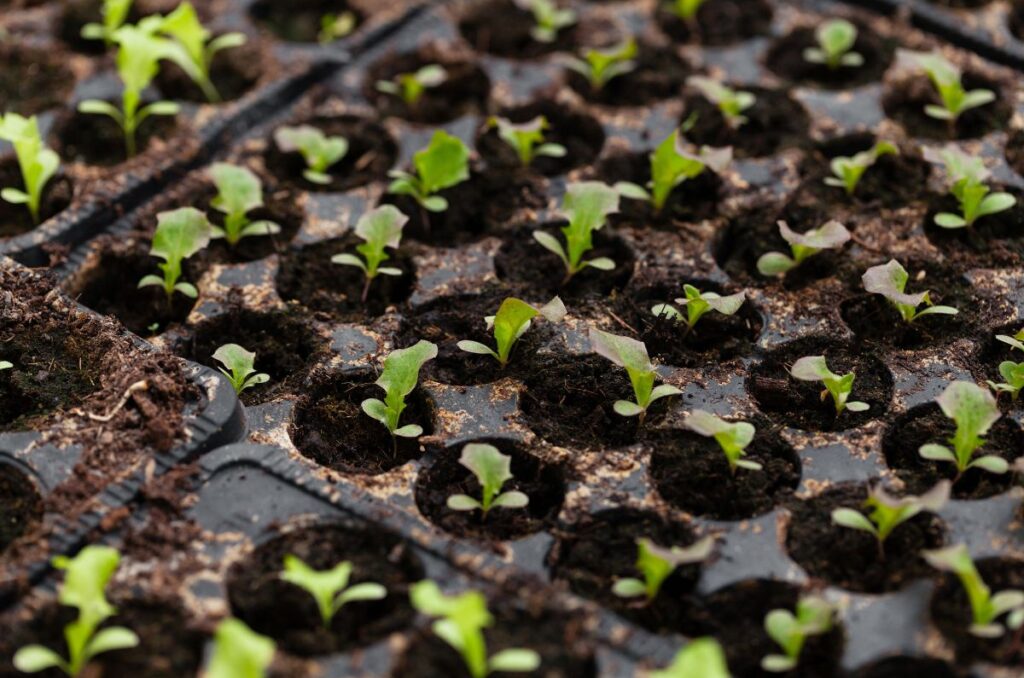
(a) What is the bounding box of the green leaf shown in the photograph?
[611,578,647,598]
[756,252,796,277]
[488,648,541,673]
[649,638,731,678]
[150,207,211,264]
[831,508,878,535]
[934,380,1001,468]
[209,162,264,219]
[84,626,139,659]
[13,645,68,673]
[413,130,471,196]
[934,212,968,229]
[274,124,349,178]
[213,343,266,395]
[205,619,275,678]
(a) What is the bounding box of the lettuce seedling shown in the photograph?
[861,260,959,323]
[0,361,11,370]
[446,443,530,516]
[387,130,470,212]
[917,380,1007,478]
[924,146,1016,229]
[376,64,448,108]
[0,113,60,225]
[687,76,756,130]
[667,0,708,23]
[280,555,387,628]
[923,544,1024,638]
[566,39,638,92]
[790,355,870,414]
[331,205,407,302]
[756,220,851,277]
[207,163,281,245]
[205,619,275,678]
[457,296,566,367]
[81,0,132,46]
[156,2,247,103]
[273,124,349,185]
[803,19,863,70]
[361,340,437,440]
[410,581,541,678]
[761,596,835,673]
[533,181,619,282]
[612,536,714,601]
[487,115,566,168]
[14,546,139,676]
[902,50,995,125]
[213,344,269,395]
[318,11,356,44]
[650,638,731,678]
[683,409,762,474]
[138,207,211,301]
[988,330,1024,402]
[824,141,897,197]
[516,0,576,43]
[831,481,950,558]
[590,329,682,424]
[651,284,745,337]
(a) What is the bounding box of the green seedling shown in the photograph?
[457,296,566,367]
[0,113,60,225]
[925,146,1016,229]
[376,64,447,108]
[205,618,275,678]
[446,443,530,517]
[487,115,566,168]
[410,581,541,678]
[824,141,897,197]
[213,344,269,395]
[207,163,281,245]
[517,0,576,43]
[649,638,731,678]
[361,340,437,440]
[803,19,863,70]
[687,76,756,130]
[137,207,211,302]
[387,130,470,213]
[651,284,745,337]
[13,546,139,677]
[273,124,349,185]
[923,544,1024,638]
[533,181,619,282]
[790,355,870,415]
[318,11,356,44]
[156,2,246,103]
[612,536,714,602]
[81,0,132,46]
[566,38,638,92]
[988,330,1024,402]
[756,220,851,277]
[918,380,1008,479]
[667,0,708,23]
[762,596,835,673]
[831,481,950,558]
[590,329,682,424]
[683,409,761,474]
[331,205,408,302]
[861,259,959,323]
[902,49,995,126]
[280,555,386,628]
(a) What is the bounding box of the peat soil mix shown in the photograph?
[1,0,1024,676]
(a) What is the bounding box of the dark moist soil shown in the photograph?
[0,464,42,553]
[414,438,566,541]
[597,151,723,227]
[275,236,416,322]
[476,99,605,177]
[850,657,960,678]
[289,370,433,475]
[882,71,1012,140]
[882,403,1023,499]
[227,523,423,657]
[682,87,810,159]
[249,0,363,43]
[647,425,800,521]
[154,38,263,104]
[922,189,1024,268]
[656,0,773,47]
[764,23,894,89]
[975,323,1024,410]
[93,599,205,678]
[930,557,1024,666]
[932,0,995,8]
[784,484,946,594]
[51,105,179,167]
[0,43,75,115]
[747,337,894,432]
[566,42,691,106]
[0,159,73,238]
[520,354,672,449]
[458,0,578,59]
[547,508,702,633]
[1004,129,1024,178]
[265,114,398,192]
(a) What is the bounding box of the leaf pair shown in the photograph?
[917,381,1007,477]
[213,344,270,395]
[487,115,567,168]
[803,19,863,70]
[684,410,761,474]
[824,141,897,197]
[790,355,869,414]
[901,50,996,124]
[988,332,1024,402]
[533,181,620,280]
[756,220,851,277]
[831,481,950,554]
[925,146,1016,229]
[923,544,1024,638]
[376,64,448,107]
[154,2,247,103]
[274,124,349,185]
[208,163,282,245]
[612,536,714,601]
[861,259,959,323]
[138,207,211,300]
[517,0,576,43]
[361,340,437,438]
[446,443,530,516]
[687,76,756,130]
[457,296,566,367]
[651,284,745,334]
[332,205,408,302]
[387,130,470,212]
[566,38,638,91]
[280,555,387,627]
[762,596,835,672]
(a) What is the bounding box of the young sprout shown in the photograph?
[651,284,746,337]
[790,355,870,415]
[156,2,246,103]
[761,595,835,673]
[901,50,995,126]
[457,296,566,368]
[446,443,530,517]
[0,361,11,370]
[13,546,139,677]
[649,638,731,678]
[861,260,959,323]
[81,0,132,46]
[331,205,408,302]
[666,0,708,24]
[687,76,756,130]
[205,618,275,678]
[280,555,387,628]
[831,481,950,558]
[375,64,448,108]
[516,0,576,43]
[409,581,541,678]
[486,115,567,168]
[612,536,714,602]
[566,38,638,92]
[917,380,1008,479]
[533,181,620,282]
[318,11,356,44]
[988,330,1024,402]
[137,207,211,302]
[683,410,762,474]
[803,19,863,70]
[213,344,269,395]
[925,146,1016,229]
[273,125,349,185]
[361,340,437,440]
[923,544,1024,638]
[589,329,682,424]
[756,220,851,277]
[207,163,281,246]
[824,141,897,197]
[0,113,60,225]
[387,130,470,213]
